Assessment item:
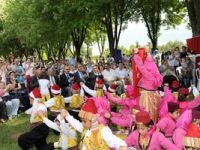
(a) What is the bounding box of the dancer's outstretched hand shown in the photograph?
[60,109,68,120]
[119,146,128,150]
[37,110,45,119]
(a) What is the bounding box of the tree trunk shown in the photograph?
[75,45,81,58]
[58,47,63,60]
[141,0,161,51]
[185,0,200,37]
[105,5,116,57]
[151,38,157,51]
[71,27,87,59]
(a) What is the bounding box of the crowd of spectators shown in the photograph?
[0,45,199,124]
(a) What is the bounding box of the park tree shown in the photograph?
[185,0,200,37]
[1,0,73,60]
[92,22,107,57]
[158,40,185,52]
[91,0,136,57]
[135,0,186,51]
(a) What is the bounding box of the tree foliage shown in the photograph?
[0,0,188,59]
[185,0,200,37]
[134,0,186,51]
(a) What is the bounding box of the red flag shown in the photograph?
[132,47,146,97]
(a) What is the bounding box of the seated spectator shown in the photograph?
[0,81,20,120]
[102,63,117,87]
[0,89,6,123]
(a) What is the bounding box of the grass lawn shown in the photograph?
[0,114,57,150]
[0,114,128,150]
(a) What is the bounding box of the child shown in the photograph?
[106,91,139,129]
[18,88,49,150]
[159,84,177,119]
[184,109,200,149]
[38,73,50,102]
[80,79,106,97]
[173,109,192,149]
[38,112,77,150]
[171,80,179,100]
[45,85,65,120]
[126,111,179,150]
[62,99,128,150]
[64,82,84,120]
[157,102,179,138]
[80,80,111,125]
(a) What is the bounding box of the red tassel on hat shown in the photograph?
[179,88,189,95]
[135,111,151,125]
[172,80,179,89]
[79,99,97,120]
[168,102,179,113]
[29,88,42,100]
[72,82,80,91]
[96,79,104,85]
[108,83,117,93]
[51,84,61,95]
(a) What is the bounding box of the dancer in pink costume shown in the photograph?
[126,111,179,150]
[157,102,179,138]
[80,79,111,125]
[171,90,200,149]
[159,85,177,119]
[106,89,140,129]
[133,52,163,122]
[173,109,192,149]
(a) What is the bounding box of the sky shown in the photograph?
[119,21,192,47]
[93,21,192,55]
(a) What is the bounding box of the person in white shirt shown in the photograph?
[115,62,127,80]
[18,88,49,150]
[38,112,78,150]
[38,74,50,102]
[102,63,117,86]
[62,99,128,150]
[44,85,65,120]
